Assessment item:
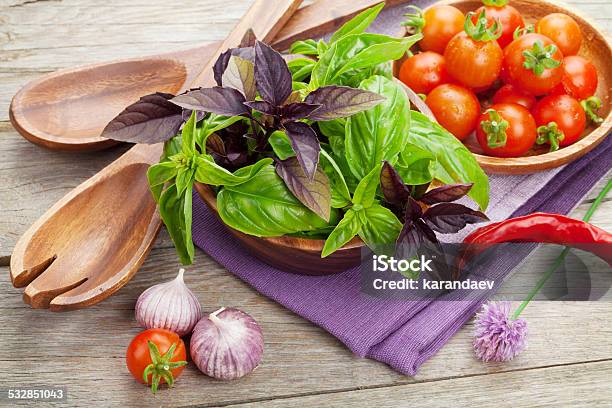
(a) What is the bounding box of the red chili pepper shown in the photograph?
[456,212,612,278]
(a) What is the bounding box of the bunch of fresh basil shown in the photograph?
[102,2,490,265]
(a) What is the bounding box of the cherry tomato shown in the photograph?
[444,31,503,89]
[504,33,564,96]
[552,55,598,100]
[126,329,187,393]
[532,94,586,149]
[537,13,582,56]
[406,5,465,54]
[476,103,537,157]
[493,84,537,110]
[474,1,525,48]
[398,52,451,94]
[426,84,481,141]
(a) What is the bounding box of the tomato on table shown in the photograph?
[504,33,564,96]
[426,83,481,141]
[126,328,187,394]
[552,55,598,100]
[476,103,537,157]
[474,0,525,48]
[404,5,465,54]
[398,52,451,94]
[532,94,586,151]
[493,84,537,110]
[444,11,504,89]
[536,13,582,56]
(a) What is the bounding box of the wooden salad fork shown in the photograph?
[9,0,395,152]
[9,0,304,311]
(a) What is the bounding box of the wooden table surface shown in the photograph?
[1,0,611,407]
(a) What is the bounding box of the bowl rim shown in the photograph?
[193,182,365,253]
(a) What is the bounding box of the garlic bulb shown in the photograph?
[135,268,202,336]
[190,307,264,380]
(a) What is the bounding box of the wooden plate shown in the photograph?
[395,0,612,175]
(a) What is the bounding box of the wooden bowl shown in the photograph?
[194,183,363,275]
[394,0,612,175]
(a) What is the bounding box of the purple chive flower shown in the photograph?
[473,301,528,362]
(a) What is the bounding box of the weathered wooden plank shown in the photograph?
[1,243,612,407]
[232,360,612,408]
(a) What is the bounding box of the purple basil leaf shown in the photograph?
[181,109,206,122]
[380,161,411,208]
[213,44,256,87]
[280,103,321,122]
[171,87,248,117]
[423,203,489,234]
[396,220,423,260]
[304,86,385,121]
[222,56,256,101]
[420,183,474,205]
[213,49,232,87]
[415,220,452,282]
[254,41,292,106]
[405,196,423,222]
[244,100,277,116]
[206,133,226,157]
[240,28,257,47]
[276,156,332,222]
[101,92,183,144]
[283,121,320,180]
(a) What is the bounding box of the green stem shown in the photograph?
[511,178,612,320]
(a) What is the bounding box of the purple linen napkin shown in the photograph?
[192,137,610,376]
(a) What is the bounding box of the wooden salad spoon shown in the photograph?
[9,0,396,152]
[9,0,304,310]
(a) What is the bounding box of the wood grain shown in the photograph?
[7,0,303,310]
[1,0,611,406]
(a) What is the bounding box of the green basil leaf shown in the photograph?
[311,33,420,87]
[320,149,351,208]
[176,166,196,197]
[289,39,319,55]
[198,114,244,150]
[321,208,362,258]
[269,131,295,160]
[217,165,333,237]
[396,143,435,185]
[182,110,198,155]
[358,204,402,255]
[163,135,182,161]
[346,76,409,179]
[352,164,382,208]
[159,183,194,265]
[408,111,490,209]
[194,156,272,186]
[147,161,178,202]
[288,57,316,82]
[329,2,385,44]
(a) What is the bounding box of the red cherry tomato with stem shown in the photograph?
[532,94,586,151]
[504,33,564,96]
[444,11,504,89]
[398,52,451,94]
[474,0,525,48]
[476,103,537,157]
[126,329,187,394]
[426,83,481,141]
[537,13,582,56]
[404,5,465,54]
[493,84,537,110]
